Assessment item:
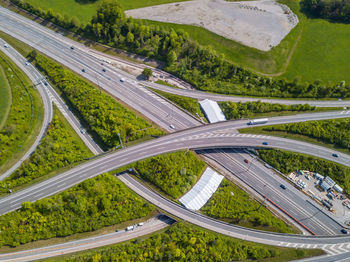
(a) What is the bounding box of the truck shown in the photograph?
[125,225,134,231]
[248,118,268,125]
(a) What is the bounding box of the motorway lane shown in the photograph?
[0,215,173,262]
[198,148,340,235]
[0,39,53,179]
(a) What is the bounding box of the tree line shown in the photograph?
[219,101,316,120]
[262,119,350,152]
[302,0,350,22]
[29,51,164,148]
[0,173,154,247]
[11,0,350,98]
[0,111,92,193]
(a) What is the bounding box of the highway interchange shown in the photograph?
[1,4,350,261]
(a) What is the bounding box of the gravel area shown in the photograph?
[126,0,298,51]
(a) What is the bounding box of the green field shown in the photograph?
[23,0,188,24]
[0,65,11,129]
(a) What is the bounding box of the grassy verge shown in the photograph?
[150,88,205,119]
[258,149,350,193]
[0,64,11,128]
[44,222,324,262]
[154,80,178,88]
[0,50,44,174]
[201,179,298,233]
[0,106,92,194]
[239,118,350,155]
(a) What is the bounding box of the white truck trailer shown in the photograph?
[248,118,268,125]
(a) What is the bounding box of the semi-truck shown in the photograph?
[248,118,268,125]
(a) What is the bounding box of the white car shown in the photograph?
[169,124,175,129]
[80,129,86,135]
[120,78,125,82]
[4,43,9,48]
[25,61,30,66]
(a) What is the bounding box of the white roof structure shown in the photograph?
[179,167,224,210]
[333,184,343,193]
[199,99,226,123]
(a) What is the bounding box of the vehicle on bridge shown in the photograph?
[248,118,269,125]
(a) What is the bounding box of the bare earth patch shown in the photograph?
[126,0,298,51]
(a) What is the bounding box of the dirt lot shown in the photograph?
[126,0,298,51]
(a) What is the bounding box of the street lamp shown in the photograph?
[117,133,123,148]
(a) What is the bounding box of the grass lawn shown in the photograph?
[0,65,11,129]
[23,0,188,24]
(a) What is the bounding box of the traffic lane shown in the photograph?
[200,148,337,235]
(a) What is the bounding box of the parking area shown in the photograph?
[288,170,350,225]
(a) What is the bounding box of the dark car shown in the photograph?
[244,159,249,164]
[70,46,74,50]
[82,69,86,73]
[262,142,268,145]
[332,153,339,157]
[280,184,287,190]
[102,68,106,72]
[44,82,48,86]
[341,229,348,234]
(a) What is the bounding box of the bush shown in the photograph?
[0,173,154,247]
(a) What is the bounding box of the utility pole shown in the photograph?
[117,133,123,149]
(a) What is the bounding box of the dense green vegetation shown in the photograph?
[302,0,350,22]
[151,89,204,119]
[134,151,206,198]
[0,109,92,193]
[29,51,163,148]
[254,119,350,152]
[0,64,11,128]
[201,179,295,233]
[0,173,154,247]
[49,222,323,262]
[12,0,350,97]
[219,101,316,120]
[259,149,350,192]
[0,51,43,174]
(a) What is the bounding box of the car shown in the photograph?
[44,82,48,86]
[80,129,86,135]
[70,46,74,50]
[25,61,30,66]
[338,98,343,101]
[244,159,249,163]
[169,124,175,129]
[332,153,339,157]
[4,43,9,48]
[262,142,268,145]
[8,189,12,193]
[101,63,104,66]
[102,68,106,72]
[115,229,119,232]
[280,184,287,190]
[120,78,125,82]
[82,69,86,73]
[341,229,348,234]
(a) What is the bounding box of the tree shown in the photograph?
[167,50,177,65]
[142,68,153,80]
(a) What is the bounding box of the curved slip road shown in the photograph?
[0,39,53,180]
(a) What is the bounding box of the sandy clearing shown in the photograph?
[126,0,298,51]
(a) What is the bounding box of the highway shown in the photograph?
[0,39,53,180]
[0,215,174,262]
[1,4,350,258]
